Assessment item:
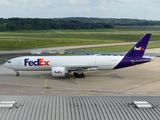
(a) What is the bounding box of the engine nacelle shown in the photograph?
[51,67,67,77]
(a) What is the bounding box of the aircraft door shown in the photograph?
[18,60,21,66]
[17,60,22,69]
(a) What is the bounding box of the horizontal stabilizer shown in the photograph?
[130,59,151,64]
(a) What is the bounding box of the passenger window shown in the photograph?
[8,61,11,63]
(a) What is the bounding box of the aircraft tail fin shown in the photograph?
[125,33,151,58]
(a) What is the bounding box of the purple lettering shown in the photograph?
[25,59,29,66]
[29,61,33,66]
[34,60,39,66]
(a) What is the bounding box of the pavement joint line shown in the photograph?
[135,76,160,91]
[77,78,83,96]
[144,77,160,91]
[119,85,140,92]
[0,82,44,88]
[138,76,160,90]
[43,78,48,96]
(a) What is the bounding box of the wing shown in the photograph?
[53,64,98,71]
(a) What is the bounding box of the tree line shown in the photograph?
[0,17,160,31]
[0,18,114,31]
[57,17,160,26]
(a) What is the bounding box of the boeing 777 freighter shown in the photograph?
[4,34,151,78]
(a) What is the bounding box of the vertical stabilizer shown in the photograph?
[125,34,151,58]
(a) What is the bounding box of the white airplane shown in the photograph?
[4,34,151,78]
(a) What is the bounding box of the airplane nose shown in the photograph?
[4,62,8,68]
[4,63,7,67]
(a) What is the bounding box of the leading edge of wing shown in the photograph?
[53,64,98,70]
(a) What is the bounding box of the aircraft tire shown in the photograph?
[74,72,76,76]
[82,75,85,78]
[81,73,85,78]
[74,72,78,77]
[74,72,85,78]
[16,73,19,77]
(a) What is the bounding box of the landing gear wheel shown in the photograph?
[81,73,85,78]
[16,72,20,77]
[73,72,85,78]
[75,73,79,78]
[74,72,77,76]
[82,74,85,78]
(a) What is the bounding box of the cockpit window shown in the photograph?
[8,61,11,63]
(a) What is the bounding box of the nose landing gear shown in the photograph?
[74,72,85,78]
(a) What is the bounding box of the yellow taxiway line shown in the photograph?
[43,78,48,96]
[77,78,84,96]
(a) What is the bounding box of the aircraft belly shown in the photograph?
[98,65,115,70]
[18,66,51,71]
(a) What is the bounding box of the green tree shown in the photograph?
[3,23,7,30]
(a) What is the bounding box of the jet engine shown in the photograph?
[51,67,68,77]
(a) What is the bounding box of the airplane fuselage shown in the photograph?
[5,56,124,71]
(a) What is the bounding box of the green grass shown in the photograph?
[81,45,133,52]
[0,27,160,50]
[82,42,160,52]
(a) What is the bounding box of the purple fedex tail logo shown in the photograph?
[134,46,145,51]
[125,34,151,57]
[25,58,49,66]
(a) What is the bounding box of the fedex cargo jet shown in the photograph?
[4,34,151,78]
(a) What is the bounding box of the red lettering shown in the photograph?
[140,46,144,51]
[39,58,43,66]
[44,61,49,66]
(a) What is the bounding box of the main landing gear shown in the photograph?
[74,72,85,78]
[15,71,20,77]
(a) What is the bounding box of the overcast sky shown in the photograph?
[0,0,160,20]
